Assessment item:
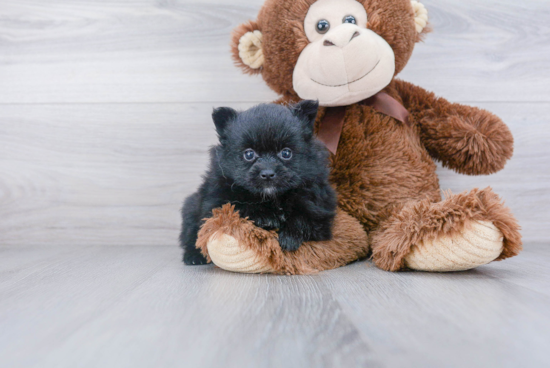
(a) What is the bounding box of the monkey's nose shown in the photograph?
[260,169,276,180]
[323,25,361,48]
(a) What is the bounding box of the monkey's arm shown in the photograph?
[393,79,514,175]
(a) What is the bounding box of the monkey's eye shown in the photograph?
[316,19,330,34]
[343,15,356,24]
[243,149,256,161]
[279,148,292,160]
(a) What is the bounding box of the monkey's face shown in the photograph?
[231,0,429,105]
[293,0,395,106]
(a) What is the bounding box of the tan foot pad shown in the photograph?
[404,220,504,272]
[207,233,274,273]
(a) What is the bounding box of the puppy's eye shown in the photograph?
[343,15,356,24]
[316,19,330,34]
[243,149,256,161]
[279,148,292,160]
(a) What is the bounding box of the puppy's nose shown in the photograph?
[260,169,276,180]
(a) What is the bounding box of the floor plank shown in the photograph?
[1,244,549,368]
[0,245,377,368]
[1,0,549,103]
[0,246,173,367]
[319,260,550,368]
[477,242,550,297]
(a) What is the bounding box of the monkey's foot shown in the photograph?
[207,233,274,273]
[371,188,522,272]
[404,220,503,272]
[196,204,369,275]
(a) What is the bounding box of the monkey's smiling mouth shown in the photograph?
[310,59,380,87]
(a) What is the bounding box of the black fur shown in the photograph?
[180,100,337,265]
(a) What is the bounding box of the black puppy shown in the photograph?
[180,100,337,265]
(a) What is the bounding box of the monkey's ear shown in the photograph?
[231,21,264,75]
[291,100,319,139]
[411,1,430,41]
[212,107,238,137]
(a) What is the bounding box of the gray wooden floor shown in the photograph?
[1,0,549,367]
[1,245,550,368]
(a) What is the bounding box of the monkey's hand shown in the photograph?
[419,107,514,175]
[394,79,514,176]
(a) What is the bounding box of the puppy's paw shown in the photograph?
[278,233,302,252]
[183,249,209,265]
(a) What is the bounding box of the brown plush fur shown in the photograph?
[221,0,522,272]
[370,187,522,271]
[197,204,369,275]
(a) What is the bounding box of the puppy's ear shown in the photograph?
[291,100,319,139]
[212,107,238,138]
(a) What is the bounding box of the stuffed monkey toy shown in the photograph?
[195,0,522,274]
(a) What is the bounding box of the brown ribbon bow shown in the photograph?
[317,91,410,154]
